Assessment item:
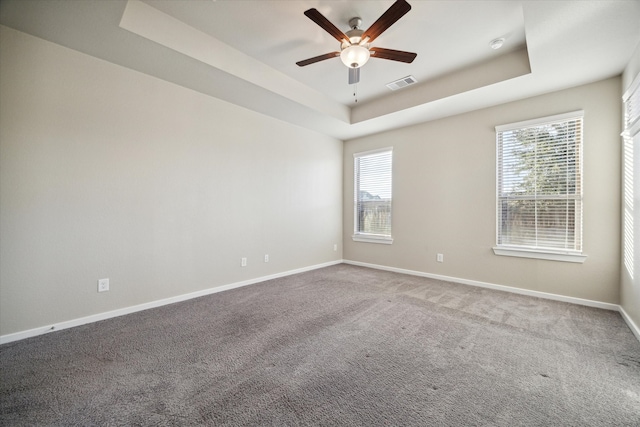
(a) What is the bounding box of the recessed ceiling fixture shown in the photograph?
[296,0,417,85]
[489,38,505,50]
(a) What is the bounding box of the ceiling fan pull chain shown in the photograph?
[354,84,358,103]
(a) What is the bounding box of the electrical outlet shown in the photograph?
[241,257,247,267]
[264,254,269,263]
[437,253,444,263]
[98,278,110,292]
[333,244,338,251]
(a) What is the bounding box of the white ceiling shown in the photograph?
[1,0,639,140]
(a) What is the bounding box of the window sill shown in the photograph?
[493,247,587,263]
[352,234,393,245]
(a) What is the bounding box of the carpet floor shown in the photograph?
[1,264,639,426]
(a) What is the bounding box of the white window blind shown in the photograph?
[623,133,634,279]
[496,112,583,255]
[624,74,640,132]
[354,148,393,243]
[622,73,639,279]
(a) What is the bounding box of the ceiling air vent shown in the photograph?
[386,75,417,91]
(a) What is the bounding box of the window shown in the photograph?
[353,148,393,244]
[623,132,634,279]
[622,73,640,279]
[494,111,585,263]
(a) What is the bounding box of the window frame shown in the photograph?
[352,147,394,245]
[493,111,587,263]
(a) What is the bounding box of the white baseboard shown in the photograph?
[619,306,640,342]
[343,260,640,342]
[0,260,342,345]
[4,259,639,345]
[343,260,620,311]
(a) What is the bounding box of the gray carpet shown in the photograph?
[1,264,639,426]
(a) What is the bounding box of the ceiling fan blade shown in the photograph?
[362,0,412,44]
[370,47,417,63]
[349,67,360,85]
[304,8,350,43]
[296,52,341,67]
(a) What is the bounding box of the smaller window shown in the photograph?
[353,148,393,244]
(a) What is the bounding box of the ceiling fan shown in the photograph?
[296,0,417,85]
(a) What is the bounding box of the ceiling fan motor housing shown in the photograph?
[342,28,365,46]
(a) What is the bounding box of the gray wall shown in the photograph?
[621,41,640,329]
[0,26,343,336]
[344,77,622,304]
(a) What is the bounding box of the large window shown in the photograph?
[353,148,393,244]
[494,111,585,262]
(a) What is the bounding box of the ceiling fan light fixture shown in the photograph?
[340,45,370,68]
